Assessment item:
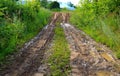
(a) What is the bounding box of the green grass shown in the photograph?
[70,0,120,58]
[0,3,52,64]
[47,24,70,76]
[70,11,120,58]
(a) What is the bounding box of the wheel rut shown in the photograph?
[1,13,120,76]
[1,13,60,76]
[61,23,120,76]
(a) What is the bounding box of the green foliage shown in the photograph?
[71,0,120,58]
[40,0,48,8]
[47,25,70,76]
[0,7,5,16]
[48,1,60,9]
[0,0,18,18]
[67,2,76,8]
[0,0,51,62]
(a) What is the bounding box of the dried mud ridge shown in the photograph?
[0,13,60,76]
[0,13,120,76]
[61,23,120,76]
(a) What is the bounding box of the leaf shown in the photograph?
[0,7,7,11]
[0,11,4,16]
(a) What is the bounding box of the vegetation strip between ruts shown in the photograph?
[47,24,70,76]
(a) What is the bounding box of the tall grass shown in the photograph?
[70,1,120,58]
[0,0,51,63]
[47,24,70,76]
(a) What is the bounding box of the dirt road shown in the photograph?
[0,13,120,76]
[0,13,61,76]
[60,13,120,76]
[61,23,120,76]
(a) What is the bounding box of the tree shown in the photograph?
[40,0,48,8]
[67,2,74,7]
[67,2,76,8]
[48,1,60,9]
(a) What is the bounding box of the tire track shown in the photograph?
[1,12,120,76]
[61,23,120,76]
[1,13,60,76]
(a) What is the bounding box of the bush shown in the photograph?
[48,1,60,9]
[0,0,51,62]
[70,0,120,58]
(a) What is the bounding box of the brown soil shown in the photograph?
[0,13,60,76]
[61,23,120,76]
[0,13,120,76]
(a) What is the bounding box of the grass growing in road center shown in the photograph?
[47,24,70,76]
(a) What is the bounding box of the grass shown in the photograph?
[70,11,120,58]
[0,7,51,64]
[47,24,70,76]
[70,0,120,58]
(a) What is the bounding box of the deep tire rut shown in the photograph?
[1,13,60,76]
[1,13,120,76]
[61,23,120,76]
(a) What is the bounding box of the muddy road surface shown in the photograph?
[61,23,120,76]
[0,13,120,76]
[0,13,60,76]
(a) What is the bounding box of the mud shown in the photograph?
[0,13,60,76]
[0,12,120,76]
[61,23,120,76]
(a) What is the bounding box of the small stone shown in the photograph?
[96,71,112,76]
[100,52,115,62]
[33,73,44,76]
